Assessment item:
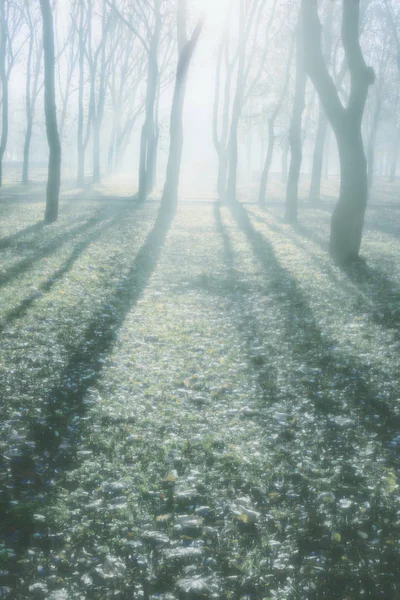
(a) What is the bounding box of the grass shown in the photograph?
[0,181,400,599]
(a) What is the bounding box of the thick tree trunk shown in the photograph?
[330,128,368,262]
[40,0,61,224]
[302,0,374,264]
[284,20,306,224]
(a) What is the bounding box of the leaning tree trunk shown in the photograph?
[302,0,375,264]
[158,3,203,219]
[284,19,306,224]
[40,0,61,224]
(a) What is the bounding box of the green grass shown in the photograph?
[0,185,400,599]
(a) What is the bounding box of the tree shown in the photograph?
[0,0,24,187]
[302,0,375,265]
[258,38,294,206]
[308,0,334,202]
[158,0,203,219]
[284,14,306,223]
[40,0,61,224]
[23,3,43,185]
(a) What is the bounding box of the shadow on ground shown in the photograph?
[0,206,174,594]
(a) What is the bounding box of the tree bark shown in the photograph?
[40,0,61,224]
[308,0,334,201]
[284,18,306,224]
[158,3,203,219]
[302,0,375,264]
[138,0,161,203]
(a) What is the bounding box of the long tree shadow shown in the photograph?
[0,221,45,249]
[228,202,400,434]
[0,208,113,290]
[225,203,400,597]
[0,208,173,592]
[213,203,281,409]
[0,206,134,333]
[342,261,400,334]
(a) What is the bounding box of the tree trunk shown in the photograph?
[330,128,368,262]
[40,0,61,224]
[158,4,203,218]
[22,27,34,186]
[226,1,245,204]
[308,0,334,201]
[0,1,8,188]
[281,137,289,183]
[258,119,275,206]
[367,95,381,191]
[389,124,400,182]
[138,5,160,203]
[284,19,306,223]
[309,110,328,200]
[76,3,86,187]
[302,0,375,264]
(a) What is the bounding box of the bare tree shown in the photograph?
[158,0,203,218]
[0,0,24,187]
[284,14,306,223]
[302,0,375,265]
[40,0,61,224]
[22,3,43,185]
[258,37,294,206]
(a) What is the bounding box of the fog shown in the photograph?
[1,0,399,207]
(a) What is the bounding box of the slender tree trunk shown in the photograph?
[77,4,85,187]
[284,19,306,223]
[258,38,293,206]
[308,1,334,201]
[226,2,245,204]
[324,126,330,179]
[158,4,203,218]
[389,124,400,182]
[309,111,328,200]
[281,137,289,183]
[138,4,160,203]
[259,119,275,206]
[40,0,61,224]
[367,95,381,191]
[0,1,8,188]
[22,29,34,185]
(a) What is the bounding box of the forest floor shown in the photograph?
[0,181,400,599]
